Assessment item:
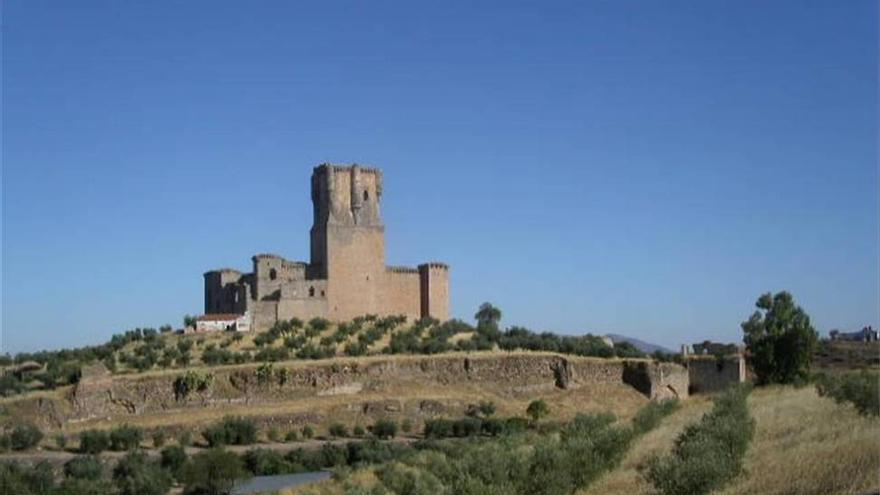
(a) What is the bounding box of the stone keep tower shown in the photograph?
[310,165,387,320]
[203,162,449,329]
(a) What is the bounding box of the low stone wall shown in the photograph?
[687,355,746,394]
[42,353,690,428]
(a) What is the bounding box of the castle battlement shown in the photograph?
[203,163,449,330]
[315,162,383,176]
[419,262,449,270]
[387,265,420,274]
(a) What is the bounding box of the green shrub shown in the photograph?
[308,318,330,332]
[481,418,505,436]
[301,425,315,439]
[183,448,249,495]
[160,444,187,481]
[284,430,299,442]
[424,419,455,438]
[647,385,755,495]
[353,425,366,437]
[173,371,213,400]
[109,425,143,451]
[243,448,292,475]
[631,399,680,435]
[373,419,398,440]
[0,461,56,494]
[815,372,880,416]
[376,462,447,495]
[9,424,43,451]
[112,451,172,495]
[64,456,103,480]
[267,427,281,443]
[526,399,549,422]
[452,417,482,437]
[79,429,110,454]
[202,416,258,447]
[329,423,348,438]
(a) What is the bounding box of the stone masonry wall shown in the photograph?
[384,268,422,321]
[68,354,689,423]
[687,355,746,394]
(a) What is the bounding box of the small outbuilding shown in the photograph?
[191,312,251,333]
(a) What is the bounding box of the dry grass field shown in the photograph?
[283,385,879,495]
[583,385,879,495]
[716,386,879,495]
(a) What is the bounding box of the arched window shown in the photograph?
[309,286,315,297]
[363,190,369,201]
[269,268,277,280]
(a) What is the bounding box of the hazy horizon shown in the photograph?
[3,1,878,353]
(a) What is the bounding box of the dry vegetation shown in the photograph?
[283,385,879,495]
[583,386,878,495]
[716,386,879,495]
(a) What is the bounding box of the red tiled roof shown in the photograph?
[196,314,242,322]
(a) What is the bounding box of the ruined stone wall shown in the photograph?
[204,269,245,314]
[252,255,308,301]
[384,268,421,321]
[687,355,746,394]
[66,354,689,422]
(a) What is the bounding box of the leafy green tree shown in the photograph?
[112,451,172,495]
[109,425,143,451]
[526,399,550,423]
[474,303,502,329]
[182,448,249,495]
[373,419,398,440]
[742,291,818,384]
[183,315,197,328]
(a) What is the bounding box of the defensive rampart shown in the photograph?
[7,352,688,428]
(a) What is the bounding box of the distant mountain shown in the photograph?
[605,334,675,355]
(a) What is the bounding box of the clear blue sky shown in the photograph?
[2,1,877,353]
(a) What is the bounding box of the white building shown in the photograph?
[192,311,251,333]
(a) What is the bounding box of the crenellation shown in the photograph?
[386,266,420,274]
[202,163,449,331]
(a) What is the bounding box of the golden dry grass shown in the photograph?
[584,386,880,495]
[716,386,880,495]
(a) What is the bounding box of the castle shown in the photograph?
[203,164,450,331]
